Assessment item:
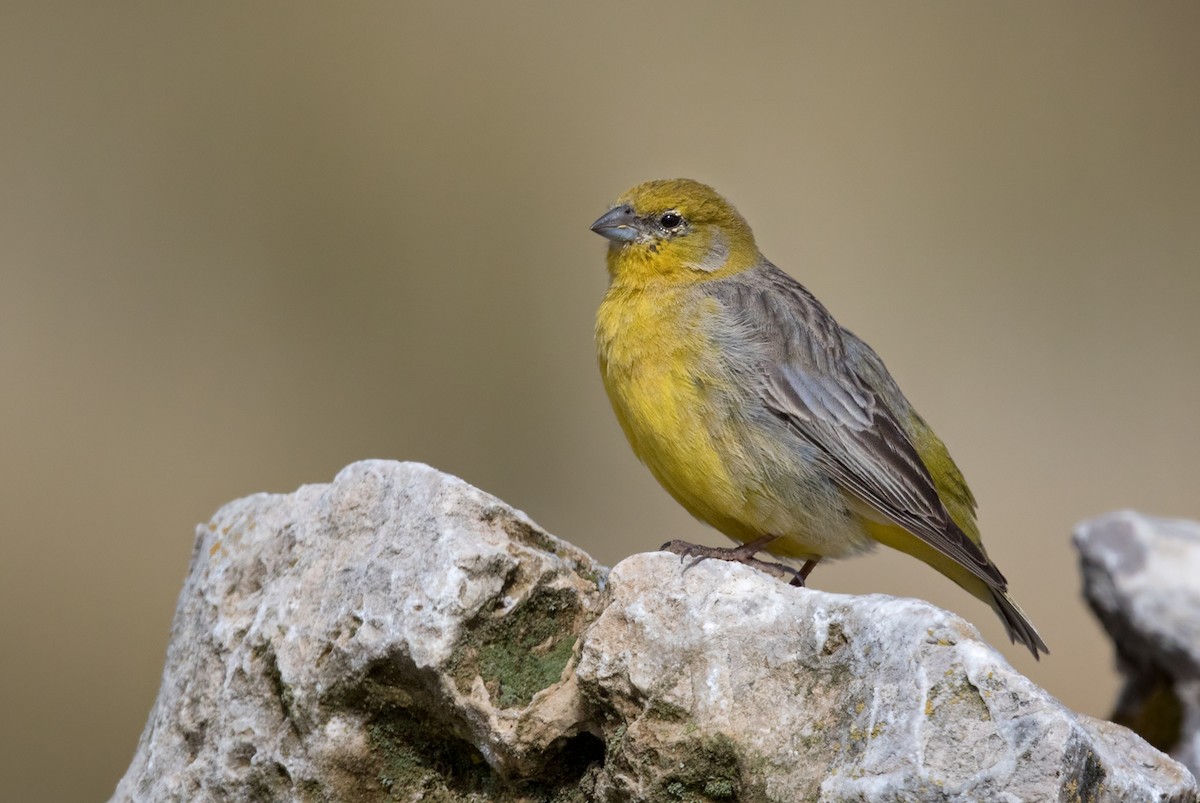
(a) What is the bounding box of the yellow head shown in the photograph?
[590,179,761,285]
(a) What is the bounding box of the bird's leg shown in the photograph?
[659,535,809,586]
[790,557,821,587]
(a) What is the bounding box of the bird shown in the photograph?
[590,178,1047,659]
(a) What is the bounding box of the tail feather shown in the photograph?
[861,518,1049,659]
[989,588,1049,660]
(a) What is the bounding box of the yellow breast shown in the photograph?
[596,283,758,539]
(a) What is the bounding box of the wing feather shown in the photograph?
[723,265,1006,590]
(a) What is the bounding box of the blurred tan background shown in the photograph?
[2,2,1198,799]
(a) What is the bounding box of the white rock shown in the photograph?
[112,461,607,802]
[112,463,1197,802]
[576,553,1196,802]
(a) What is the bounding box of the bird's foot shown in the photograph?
[659,536,811,587]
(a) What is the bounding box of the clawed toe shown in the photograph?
[656,537,810,587]
[660,539,702,558]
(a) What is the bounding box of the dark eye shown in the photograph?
[659,212,683,230]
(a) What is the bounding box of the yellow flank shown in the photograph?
[860,517,990,604]
[590,177,1048,658]
[903,413,982,545]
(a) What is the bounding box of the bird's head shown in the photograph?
[590,179,760,284]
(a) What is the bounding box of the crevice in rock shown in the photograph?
[365,704,607,801]
[480,505,562,557]
[182,719,207,764]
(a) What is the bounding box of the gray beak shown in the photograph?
[589,205,640,243]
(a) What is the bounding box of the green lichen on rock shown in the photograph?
[368,708,494,801]
[645,697,692,724]
[366,707,603,803]
[451,587,580,708]
[651,733,768,803]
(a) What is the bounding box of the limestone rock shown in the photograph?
[113,462,1197,802]
[578,553,1195,802]
[113,460,608,802]
[1076,511,1200,778]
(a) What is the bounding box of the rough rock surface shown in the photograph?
[580,554,1195,802]
[113,461,609,802]
[1076,511,1200,778]
[114,461,1197,802]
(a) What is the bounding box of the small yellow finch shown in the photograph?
[591,178,1047,659]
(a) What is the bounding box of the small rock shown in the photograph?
[1076,511,1200,778]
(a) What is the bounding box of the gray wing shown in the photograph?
[720,264,1005,590]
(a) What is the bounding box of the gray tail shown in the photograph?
[990,589,1049,660]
